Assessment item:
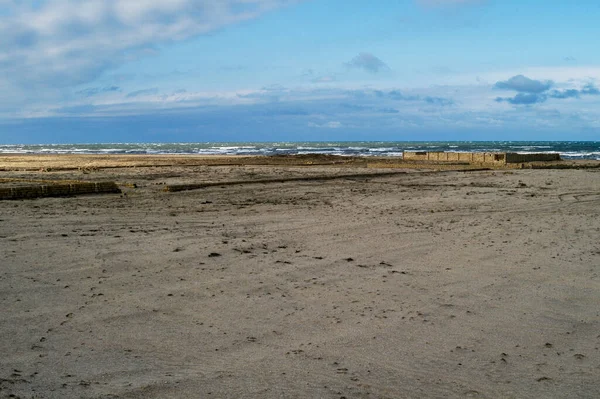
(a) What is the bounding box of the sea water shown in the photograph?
[1,141,599,160]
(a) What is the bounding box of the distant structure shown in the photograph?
[402,151,560,165]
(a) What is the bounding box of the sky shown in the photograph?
[2,0,600,143]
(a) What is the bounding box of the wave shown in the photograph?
[1,142,599,160]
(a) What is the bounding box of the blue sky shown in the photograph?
[2,0,600,143]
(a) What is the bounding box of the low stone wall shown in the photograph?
[403,151,506,164]
[0,181,121,200]
[403,151,560,164]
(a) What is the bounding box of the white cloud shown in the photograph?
[308,121,343,129]
[325,121,342,128]
[0,0,302,88]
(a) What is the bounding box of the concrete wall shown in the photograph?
[403,151,560,164]
[0,181,121,200]
[403,151,507,164]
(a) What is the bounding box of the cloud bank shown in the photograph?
[494,75,600,105]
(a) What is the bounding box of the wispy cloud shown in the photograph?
[0,0,302,88]
[370,89,454,106]
[76,86,120,97]
[308,121,342,129]
[126,88,159,98]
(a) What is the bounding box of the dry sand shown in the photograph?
[1,155,599,398]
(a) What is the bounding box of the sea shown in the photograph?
[1,141,600,160]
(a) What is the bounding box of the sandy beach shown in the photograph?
[1,155,599,398]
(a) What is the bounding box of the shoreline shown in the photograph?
[1,153,600,172]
